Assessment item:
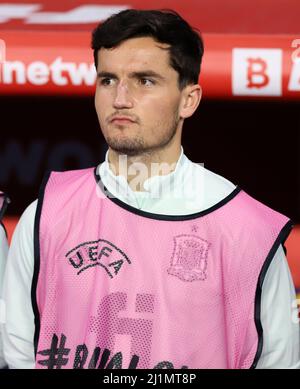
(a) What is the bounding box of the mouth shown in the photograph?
[110,116,136,125]
[111,119,135,125]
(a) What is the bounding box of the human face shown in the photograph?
[94,37,185,157]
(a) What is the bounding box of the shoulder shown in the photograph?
[186,157,292,234]
[48,167,95,180]
[185,156,237,208]
[40,167,96,194]
[14,200,38,240]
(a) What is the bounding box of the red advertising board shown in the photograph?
[0,1,300,99]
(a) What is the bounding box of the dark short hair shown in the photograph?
[91,9,204,90]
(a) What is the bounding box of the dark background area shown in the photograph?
[0,95,299,222]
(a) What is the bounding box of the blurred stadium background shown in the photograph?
[0,0,299,298]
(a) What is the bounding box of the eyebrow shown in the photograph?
[97,70,166,81]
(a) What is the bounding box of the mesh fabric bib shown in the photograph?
[33,168,293,369]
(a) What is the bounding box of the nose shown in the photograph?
[113,80,133,109]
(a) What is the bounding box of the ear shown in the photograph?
[179,84,202,119]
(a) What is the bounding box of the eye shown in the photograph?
[99,78,115,86]
[139,78,155,86]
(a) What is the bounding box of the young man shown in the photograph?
[2,10,299,369]
[0,192,9,368]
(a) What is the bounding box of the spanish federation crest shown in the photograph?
[168,234,211,282]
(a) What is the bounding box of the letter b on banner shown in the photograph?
[232,48,282,96]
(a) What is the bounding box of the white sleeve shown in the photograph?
[1,200,37,369]
[257,244,300,368]
[0,224,9,368]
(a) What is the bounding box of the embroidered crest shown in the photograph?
[168,234,210,282]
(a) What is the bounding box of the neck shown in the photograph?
[107,144,182,192]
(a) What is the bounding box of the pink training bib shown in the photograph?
[32,168,293,369]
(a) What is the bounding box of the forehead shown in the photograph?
[97,36,173,73]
